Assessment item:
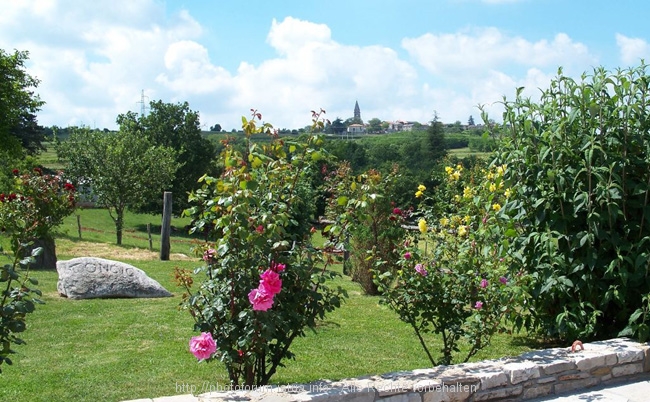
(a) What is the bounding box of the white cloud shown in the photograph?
[0,1,603,130]
[616,33,650,66]
[402,28,594,77]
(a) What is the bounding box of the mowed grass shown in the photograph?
[0,209,537,402]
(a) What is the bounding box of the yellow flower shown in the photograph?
[418,218,428,233]
[451,215,462,225]
[445,166,454,175]
[458,225,467,237]
[492,203,501,212]
[451,171,461,181]
[463,186,473,198]
[504,188,512,198]
[463,215,471,224]
[486,172,495,180]
[489,183,497,192]
[496,164,507,176]
[456,164,463,171]
[454,194,461,202]
[440,217,449,227]
[418,184,426,192]
[415,190,423,198]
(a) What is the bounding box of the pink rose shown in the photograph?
[474,301,483,310]
[404,252,412,260]
[203,248,217,263]
[415,264,427,276]
[189,332,216,360]
[260,269,282,295]
[248,288,274,311]
[499,276,508,285]
[480,279,488,288]
[270,261,286,273]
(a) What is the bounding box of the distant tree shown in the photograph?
[0,49,45,158]
[426,113,448,163]
[330,118,346,135]
[210,123,222,132]
[57,127,179,245]
[468,115,475,126]
[116,100,217,214]
[367,118,383,133]
[10,112,46,156]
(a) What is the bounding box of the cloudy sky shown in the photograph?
[2,0,650,131]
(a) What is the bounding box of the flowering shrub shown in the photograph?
[325,163,408,294]
[0,168,77,269]
[376,162,529,365]
[177,110,348,386]
[0,168,74,371]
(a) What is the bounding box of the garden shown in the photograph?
[3,54,650,401]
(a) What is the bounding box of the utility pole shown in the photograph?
[137,89,149,117]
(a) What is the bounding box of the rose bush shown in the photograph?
[376,162,529,365]
[177,110,348,386]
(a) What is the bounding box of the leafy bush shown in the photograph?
[325,164,408,295]
[376,163,527,365]
[493,64,650,341]
[177,110,348,386]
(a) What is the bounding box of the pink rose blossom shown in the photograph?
[392,207,402,215]
[474,301,483,310]
[259,269,282,295]
[415,264,427,276]
[203,248,217,263]
[256,225,264,234]
[404,252,412,260]
[248,288,274,311]
[480,279,488,288]
[271,261,286,273]
[499,276,508,285]
[189,332,216,360]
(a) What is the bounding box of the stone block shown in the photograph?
[522,383,553,400]
[470,385,522,401]
[553,377,599,394]
[539,360,576,375]
[536,376,556,384]
[574,352,617,372]
[502,361,540,385]
[380,392,421,402]
[557,372,590,381]
[612,362,644,377]
[590,366,612,377]
[421,382,477,402]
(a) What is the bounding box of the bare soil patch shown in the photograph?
[57,239,193,261]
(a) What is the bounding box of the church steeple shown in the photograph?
[354,100,361,122]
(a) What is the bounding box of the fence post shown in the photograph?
[160,192,172,260]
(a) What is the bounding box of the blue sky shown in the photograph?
[2,0,650,131]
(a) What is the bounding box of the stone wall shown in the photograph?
[187,338,650,402]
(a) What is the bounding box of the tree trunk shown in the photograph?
[20,236,57,270]
[116,210,123,245]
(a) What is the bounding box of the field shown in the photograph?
[0,208,538,402]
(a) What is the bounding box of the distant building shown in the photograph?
[354,101,361,122]
[347,123,365,134]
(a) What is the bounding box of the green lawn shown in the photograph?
[0,209,537,402]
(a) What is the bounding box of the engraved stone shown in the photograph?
[56,257,173,299]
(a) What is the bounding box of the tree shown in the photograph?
[210,123,222,132]
[57,127,179,245]
[367,118,383,133]
[426,113,448,163]
[468,115,475,126]
[116,101,217,214]
[329,118,346,135]
[0,49,45,158]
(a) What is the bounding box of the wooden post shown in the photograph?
[160,192,172,260]
[77,214,82,239]
[147,223,153,251]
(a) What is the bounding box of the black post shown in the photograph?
[160,192,172,260]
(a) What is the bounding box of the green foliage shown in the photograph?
[179,110,348,386]
[56,127,179,245]
[0,49,45,159]
[117,101,218,214]
[493,63,650,341]
[325,164,408,295]
[376,163,528,366]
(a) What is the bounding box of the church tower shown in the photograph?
[354,100,361,123]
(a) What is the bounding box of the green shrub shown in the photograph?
[493,63,650,341]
